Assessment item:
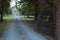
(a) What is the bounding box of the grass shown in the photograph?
[20,16,54,40]
[20,16,38,31]
[0,15,13,37]
[0,15,34,29]
[0,15,13,28]
[0,15,54,39]
[20,16,34,21]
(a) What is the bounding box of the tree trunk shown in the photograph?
[35,13,38,20]
[27,15,29,18]
[0,0,4,22]
[34,3,39,20]
[0,12,3,22]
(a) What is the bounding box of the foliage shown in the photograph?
[3,0,10,14]
[8,7,12,15]
[22,1,35,17]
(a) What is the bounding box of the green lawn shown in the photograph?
[0,15,34,28]
[20,16,38,31]
[0,15,13,28]
[0,15,13,37]
[0,15,34,37]
[20,16,34,21]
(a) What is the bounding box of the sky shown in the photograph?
[10,0,21,7]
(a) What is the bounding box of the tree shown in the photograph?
[0,0,4,22]
[22,1,35,17]
[0,0,10,22]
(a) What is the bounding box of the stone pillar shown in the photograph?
[54,0,60,40]
[56,5,60,40]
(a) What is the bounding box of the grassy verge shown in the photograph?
[20,16,38,31]
[20,16,34,21]
[0,15,13,38]
[20,16,54,40]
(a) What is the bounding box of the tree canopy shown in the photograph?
[22,1,35,17]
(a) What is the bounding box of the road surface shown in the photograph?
[0,8,53,40]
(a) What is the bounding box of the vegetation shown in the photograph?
[21,1,35,17]
[0,0,56,38]
[0,15,13,29]
[0,0,10,22]
[0,15,12,37]
[20,16,34,20]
